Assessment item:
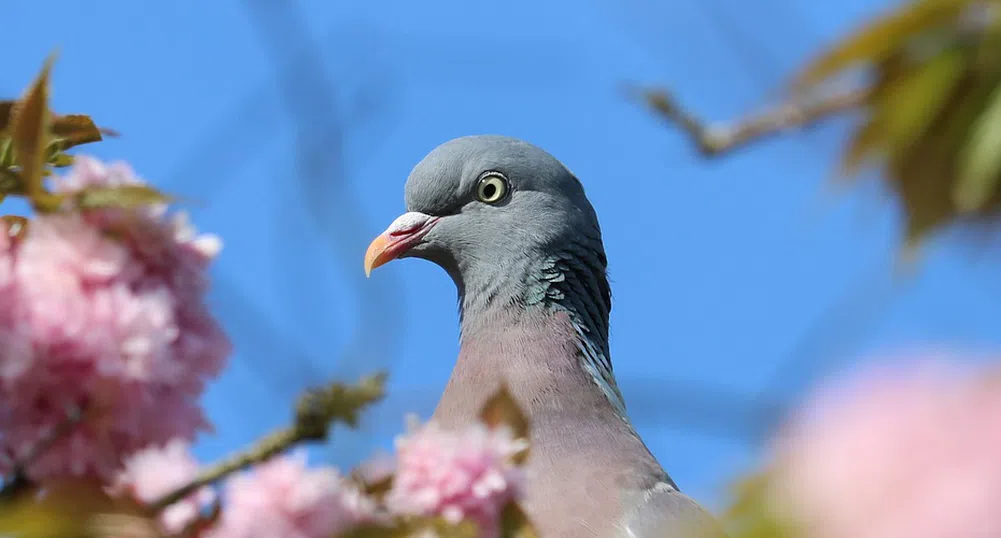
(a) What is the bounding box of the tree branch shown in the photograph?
[149,373,386,512]
[630,86,870,156]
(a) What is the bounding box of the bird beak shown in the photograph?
[364,212,440,277]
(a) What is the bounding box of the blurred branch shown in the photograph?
[209,278,321,407]
[162,20,402,419]
[164,25,398,200]
[632,86,868,156]
[149,373,387,511]
[0,406,84,499]
[242,0,406,392]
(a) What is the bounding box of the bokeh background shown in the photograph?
[9,0,1001,510]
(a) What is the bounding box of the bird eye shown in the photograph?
[476,172,509,204]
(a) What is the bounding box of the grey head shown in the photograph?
[409,135,605,296]
[365,135,620,409]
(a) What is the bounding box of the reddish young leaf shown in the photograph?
[1,215,28,238]
[0,101,15,132]
[479,384,531,464]
[50,114,104,148]
[500,502,541,538]
[10,55,55,199]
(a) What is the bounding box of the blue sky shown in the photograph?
[8,0,1001,510]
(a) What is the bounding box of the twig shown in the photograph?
[629,85,870,156]
[0,405,85,499]
[149,373,387,511]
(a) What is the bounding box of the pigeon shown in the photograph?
[365,135,725,538]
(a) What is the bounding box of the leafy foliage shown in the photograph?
[0,54,171,220]
[792,0,1001,247]
[0,479,154,538]
[718,472,793,538]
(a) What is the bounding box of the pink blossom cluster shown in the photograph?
[113,439,215,534]
[207,451,377,538]
[386,419,528,538]
[113,443,378,538]
[200,420,526,538]
[110,421,526,538]
[0,156,230,481]
[767,357,1001,538]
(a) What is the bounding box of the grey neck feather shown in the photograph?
[455,232,627,416]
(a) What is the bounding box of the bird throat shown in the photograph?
[435,305,627,426]
[437,249,628,425]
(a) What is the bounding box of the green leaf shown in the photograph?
[478,384,530,464]
[48,152,74,168]
[74,185,172,211]
[878,46,968,154]
[793,0,968,90]
[886,71,992,246]
[721,471,795,538]
[955,81,1001,212]
[0,166,21,195]
[839,51,912,177]
[11,54,56,200]
[0,138,13,168]
[912,68,996,242]
[500,502,540,538]
[31,192,66,213]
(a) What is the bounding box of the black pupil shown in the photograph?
[482,182,497,199]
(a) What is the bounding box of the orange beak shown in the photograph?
[364,212,440,277]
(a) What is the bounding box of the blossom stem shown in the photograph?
[149,428,298,511]
[149,373,386,512]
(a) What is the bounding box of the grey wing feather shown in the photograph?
[619,483,729,538]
